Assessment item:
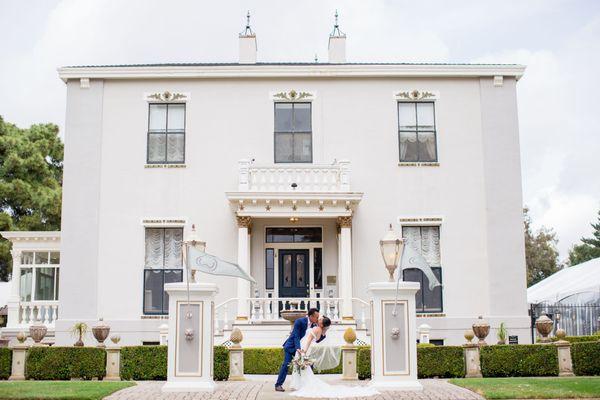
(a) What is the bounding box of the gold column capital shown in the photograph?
[236,216,252,228]
[337,216,352,229]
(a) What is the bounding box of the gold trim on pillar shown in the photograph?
[337,216,352,228]
[236,216,252,228]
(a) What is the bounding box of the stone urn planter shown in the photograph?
[29,321,47,346]
[110,335,121,345]
[230,328,243,348]
[92,319,111,348]
[472,316,490,346]
[344,327,357,345]
[464,329,475,344]
[280,301,306,326]
[535,313,554,343]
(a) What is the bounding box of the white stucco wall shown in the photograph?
[55,72,530,345]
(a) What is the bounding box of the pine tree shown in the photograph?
[568,209,600,266]
[524,207,561,287]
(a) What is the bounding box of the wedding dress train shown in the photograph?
[289,328,379,398]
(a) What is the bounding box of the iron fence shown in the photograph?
[530,303,600,342]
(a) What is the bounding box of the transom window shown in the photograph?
[266,227,322,243]
[20,251,60,302]
[143,227,184,315]
[274,103,312,163]
[147,103,186,164]
[401,226,443,313]
[398,102,437,162]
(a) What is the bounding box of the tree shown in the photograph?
[524,207,561,287]
[568,209,600,266]
[0,116,63,281]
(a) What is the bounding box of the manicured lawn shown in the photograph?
[0,381,134,400]
[450,377,600,399]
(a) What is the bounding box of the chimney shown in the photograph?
[239,11,257,64]
[328,10,346,63]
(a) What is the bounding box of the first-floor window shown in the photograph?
[402,226,443,313]
[19,251,60,302]
[143,227,183,314]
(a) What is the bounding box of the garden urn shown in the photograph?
[472,316,490,346]
[230,328,243,348]
[16,331,27,344]
[29,322,47,345]
[92,319,111,347]
[464,329,475,343]
[343,327,357,345]
[535,313,554,343]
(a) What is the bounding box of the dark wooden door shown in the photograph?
[278,249,310,298]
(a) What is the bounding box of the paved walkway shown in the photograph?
[104,378,483,400]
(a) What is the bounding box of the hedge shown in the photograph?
[481,345,558,377]
[0,348,12,380]
[243,347,341,374]
[552,335,600,343]
[120,345,229,381]
[25,347,105,380]
[357,346,371,380]
[417,346,465,378]
[572,341,600,376]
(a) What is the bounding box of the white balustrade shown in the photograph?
[237,160,351,192]
[18,301,59,326]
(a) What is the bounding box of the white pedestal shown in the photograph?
[368,281,422,391]
[162,282,218,393]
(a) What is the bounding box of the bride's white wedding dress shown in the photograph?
[289,328,379,398]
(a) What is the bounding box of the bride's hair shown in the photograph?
[321,316,331,328]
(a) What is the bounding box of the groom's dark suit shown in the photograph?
[275,316,326,388]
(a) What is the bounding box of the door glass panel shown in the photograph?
[283,254,292,288]
[296,254,306,287]
[314,248,323,290]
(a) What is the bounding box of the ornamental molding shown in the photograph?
[394,90,439,101]
[142,218,186,225]
[337,216,352,228]
[236,216,252,228]
[144,91,190,102]
[271,90,315,102]
[397,216,443,225]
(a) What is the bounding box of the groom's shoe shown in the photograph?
[275,386,285,392]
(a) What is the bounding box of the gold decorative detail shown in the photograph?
[396,90,436,101]
[292,204,297,211]
[236,216,252,228]
[273,90,313,101]
[265,205,271,211]
[343,327,357,345]
[319,205,324,211]
[147,91,187,102]
[337,216,352,228]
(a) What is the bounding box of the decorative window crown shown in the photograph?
[271,90,314,102]
[145,91,189,102]
[395,90,439,101]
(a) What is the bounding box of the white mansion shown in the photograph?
[1,18,530,346]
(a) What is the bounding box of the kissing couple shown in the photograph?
[275,308,378,398]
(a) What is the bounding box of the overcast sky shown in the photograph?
[1,0,599,259]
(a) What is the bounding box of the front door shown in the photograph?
[278,249,310,299]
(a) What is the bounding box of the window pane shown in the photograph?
[35,267,56,301]
[275,103,293,132]
[50,252,60,264]
[164,228,183,268]
[149,104,167,131]
[293,103,311,131]
[314,248,323,290]
[293,132,312,162]
[417,103,435,129]
[294,228,322,243]
[167,104,185,131]
[145,228,165,269]
[163,269,183,314]
[420,226,441,266]
[166,134,185,163]
[399,131,418,161]
[265,249,274,290]
[275,133,294,163]
[418,132,437,162]
[20,268,32,302]
[55,268,60,300]
[21,252,34,265]
[398,103,416,130]
[148,134,167,163]
[35,252,49,265]
[144,270,164,314]
[403,269,423,311]
[266,228,295,243]
[423,268,442,312]
[283,254,292,288]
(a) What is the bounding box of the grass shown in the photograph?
[0,381,135,400]
[450,377,600,399]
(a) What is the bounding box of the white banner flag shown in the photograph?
[400,245,441,290]
[187,245,256,283]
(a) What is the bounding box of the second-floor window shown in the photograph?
[147,103,185,164]
[398,102,437,162]
[274,103,312,163]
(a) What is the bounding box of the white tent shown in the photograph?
[527,257,600,304]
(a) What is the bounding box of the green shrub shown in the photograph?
[214,346,229,381]
[121,346,167,380]
[0,348,12,380]
[572,341,600,376]
[552,335,600,343]
[244,348,283,374]
[417,343,435,348]
[357,346,371,380]
[417,346,465,378]
[481,345,558,377]
[25,347,105,380]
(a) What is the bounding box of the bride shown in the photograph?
[289,316,379,398]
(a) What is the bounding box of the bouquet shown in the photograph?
[289,352,315,374]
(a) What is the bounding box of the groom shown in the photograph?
[275,308,326,392]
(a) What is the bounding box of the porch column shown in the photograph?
[236,216,252,320]
[338,216,353,320]
[7,249,21,327]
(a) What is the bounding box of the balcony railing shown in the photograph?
[237,159,351,192]
[18,301,59,326]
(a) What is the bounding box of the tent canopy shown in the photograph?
[527,257,600,304]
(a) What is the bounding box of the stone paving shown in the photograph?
[104,378,484,400]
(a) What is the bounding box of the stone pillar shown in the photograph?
[9,343,28,381]
[236,216,252,321]
[162,282,218,393]
[554,330,574,377]
[342,345,358,380]
[463,343,482,378]
[337,216,353,320]
[105,347,121,381]
[159,323,169,345]
[368,281,422,390]
[7,249,21,328]
[228,328,244,381]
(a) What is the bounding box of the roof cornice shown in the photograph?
[0,231,61,242]
[58,63,526,82]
